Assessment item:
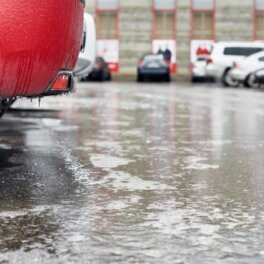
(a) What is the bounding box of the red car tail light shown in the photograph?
[207,58,213,65]
[51,74,70,91]
[43,70,75,96]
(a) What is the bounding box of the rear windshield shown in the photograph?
[197,57,207,61]
[223,47,263,56]
[144,55,163,62]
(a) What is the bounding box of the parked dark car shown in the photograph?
[81,57,111,82]
[137,54,171,82]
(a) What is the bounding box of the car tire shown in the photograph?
[164,72,171,82]
[222,69,240,88]
[137,73,143,82]
[106,72,112,81]
[98,71,104,82]
[244,73,257,88]
[191,76,198,83]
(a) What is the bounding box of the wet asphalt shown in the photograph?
[1,82,264,263]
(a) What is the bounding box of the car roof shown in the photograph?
[214,41,264,48]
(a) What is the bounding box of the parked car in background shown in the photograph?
[80,57,111,82]
[191,57,208,82]
[137,54,170,82]
[254,68,264,86]
[74,13,96,79]
[206,42,264,87]
[229,51,264,88]
[0,0,84,117]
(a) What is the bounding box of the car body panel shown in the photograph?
[74,13,96,78]
[192,58,207,78]
[255,68,264,83]
[229,51,264,82]
[0,0,84,99]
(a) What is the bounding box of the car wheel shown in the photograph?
[137,73,143,82]
[106,72,112,81]
[164,72,171,82]
[244,73,258,88]
[222,69,240,87]
[97,71,104,82]
[191,76,198,83]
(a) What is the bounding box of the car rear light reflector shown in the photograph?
[51,74,70,91]
[207,58,213,64]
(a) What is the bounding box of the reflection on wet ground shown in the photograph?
[1,82,264,263]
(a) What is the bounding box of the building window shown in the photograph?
[254,0,264,40]
[191,0,215,40]
[96,0,119,39]
[98,12,117,39]
[154,12,175,39]
[193,0,214,9]
[96,0,120,72]
[154,0,176,9]
[97,0,118,10]
[153,0,177,39]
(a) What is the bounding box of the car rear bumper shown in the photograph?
[192,68,206,77]
[206,64,223,79]
[0,0,83,99]
[139,68,168,75]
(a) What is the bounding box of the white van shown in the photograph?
[206,42,264,86]
[74,13,96,78]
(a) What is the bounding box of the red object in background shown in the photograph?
[0,0,84,99]
[170,63,177,73]
[108,63,119,73]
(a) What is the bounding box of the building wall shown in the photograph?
[85,0,257,78]
[216,0,253,41]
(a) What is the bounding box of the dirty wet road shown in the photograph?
[1,82,264,263]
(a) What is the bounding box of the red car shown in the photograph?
[0,0,85,116]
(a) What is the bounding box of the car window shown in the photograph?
[197,57,207,61]
[144,55,163,62]
[223,47,263,56]
[258,57,264,62]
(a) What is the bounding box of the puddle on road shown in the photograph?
[0,207,58,254]
[2,84,264,263]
